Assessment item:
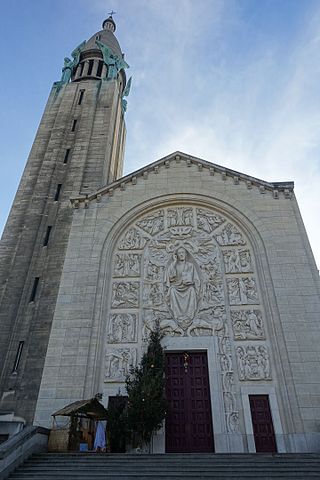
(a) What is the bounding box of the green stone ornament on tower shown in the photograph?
[122,76,132,113]
[95,39,129,80]
[59,40,86,84]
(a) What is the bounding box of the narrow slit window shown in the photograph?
[43,226,52,246]
[63,149,70,164]
[87,59,94,76]
[79,62,85,76]
[78,90,85,105]
[71,119,77,132]
[97,61,103,77]
[29,277,40,302]
[12,341,24,373]
[54,184,62,201]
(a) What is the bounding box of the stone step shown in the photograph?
[28,459,319,464]
[8,474,320,480]
[31,453,320,458]
[15,460,320,468]
[28,455,320,463]
[12,466,320,472]
[8,453,320,480]
[19,463,320,471]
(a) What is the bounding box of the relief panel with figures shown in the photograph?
[114,253,141,277]
[111,282,139,309]
[105,348,137,382]
[231,309,265,340]
[223,249,253,274]
[227,277,259,305]
[236,345,271,381]
[108,313,137,343]
[105,205,271,432]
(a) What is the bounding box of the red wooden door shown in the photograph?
[249,395,277,453]
[165,351,214,453]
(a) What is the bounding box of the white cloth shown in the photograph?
[94,420,107,450]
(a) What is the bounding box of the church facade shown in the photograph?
[1,17,320,454]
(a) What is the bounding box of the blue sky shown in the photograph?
[1,0,320,268]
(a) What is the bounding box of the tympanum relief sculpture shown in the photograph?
[231,309,265,340]
[105,348,137,381]
[218,324,240,433]
[119,227,148,250]
[168,207,193,227]
[223,249,252,273]
[216,223,246,246]
[114,253,141,277]
[111,282,139,308]
[196,209,225,233]
[142,229,226,337]
[136,210,164,235]
[236,345,271,380]
[105,205,271,431]
[108,313,137,343]
[227,277,259,305]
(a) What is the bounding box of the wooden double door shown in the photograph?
[249,395,277,453]
[165,351,214,453]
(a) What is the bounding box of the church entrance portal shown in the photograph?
[165,352,214,453]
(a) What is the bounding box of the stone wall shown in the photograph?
[34,154,320,452]
[0,76,125,423]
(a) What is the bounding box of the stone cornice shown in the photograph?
[70,151,294,208]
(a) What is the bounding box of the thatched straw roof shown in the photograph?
[52,398,108,419]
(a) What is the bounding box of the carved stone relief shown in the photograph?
[114,253,141,277]
[105,204,269,433]
[143,283,165,308]
[111,282,139,308]
[142,226,226,335]
[119,227,147,250]
[227,277,259,305]
[236,345,271,380]
[215,223,246,246]
[108,313,137,343]
[105,348,137,382]
[231,309,265,340]
[136,210,164,235]
[196,208,225,233]
[168,207,194,227]
[217,325,240,433]
[223,249,253,274]
[144,261,164,282]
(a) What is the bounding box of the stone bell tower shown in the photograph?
[0,15,130,430]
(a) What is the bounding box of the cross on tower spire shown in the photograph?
[102,13,116,32]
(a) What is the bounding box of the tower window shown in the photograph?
[43,226,52,246]
[79,62,85,76]
[71,119,77,132]
[63,149,70,164]
[54,184,62,201]
[87,60,93,75]
[29,277,40,302]
[97,61,103,77]
[78,90,85,105]
[87,59,94,76]
[12,341,24,373]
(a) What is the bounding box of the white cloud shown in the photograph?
[115,0,320,267]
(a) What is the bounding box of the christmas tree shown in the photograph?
[126,329,167,449]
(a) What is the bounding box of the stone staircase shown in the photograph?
[8,453,320,479]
